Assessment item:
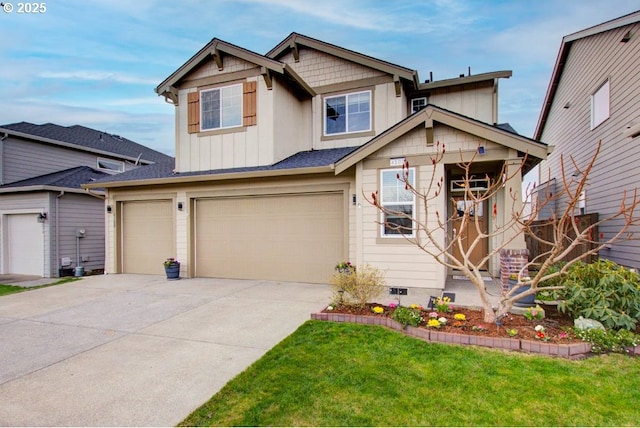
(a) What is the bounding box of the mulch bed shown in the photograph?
[322,302,580,344]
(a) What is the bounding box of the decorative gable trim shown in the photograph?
[334,105,549,175]
[156,38,315,105]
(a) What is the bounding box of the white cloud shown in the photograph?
[39,71,159,85]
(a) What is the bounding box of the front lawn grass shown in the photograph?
[0,277,79,296]
[181,321,640,427]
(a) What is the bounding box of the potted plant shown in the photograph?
[508,273,535,307]
[163,258,180,280]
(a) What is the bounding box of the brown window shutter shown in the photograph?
[187,91,200,133]
[243,81,257,126]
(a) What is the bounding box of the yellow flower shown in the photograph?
[427,319,441,328]
[454,313,466,321]
[372,306,384,314]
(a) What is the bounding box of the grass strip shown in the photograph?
[180,320,640,427]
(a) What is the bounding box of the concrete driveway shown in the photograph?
[0,274,331,426]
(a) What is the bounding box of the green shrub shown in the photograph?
[391,306,423,328]
[574,327,640,354]
[330,263,386,308]
[556,260,640,330]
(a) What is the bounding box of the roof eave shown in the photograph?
[156,38,288,98]
[0,185,105,197]
[82,165,336,189]
[335,106,549,175]
[418,70,512,91]
[268,32,417,85]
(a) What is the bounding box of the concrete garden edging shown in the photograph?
[311,312,598,359]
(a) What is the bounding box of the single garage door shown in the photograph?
[121,200,174,274]
[6,213,44,275]
[195,192,344,283]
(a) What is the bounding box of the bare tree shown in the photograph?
[367,141,640,323]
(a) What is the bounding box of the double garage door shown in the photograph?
[121,192,345,283]
[194,192,344,283]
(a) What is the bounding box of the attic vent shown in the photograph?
[110,134,123,141]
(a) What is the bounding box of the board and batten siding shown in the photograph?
[429,81,496,124]
[56,193,105,273]
[177,75,294,173]
[538,22,640,268]
[0,193,50,276]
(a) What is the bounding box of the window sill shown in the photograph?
[321,130,375,141]
[197,126,246,137]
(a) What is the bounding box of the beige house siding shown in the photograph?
[429,81,496,124]
[538,21,640,267]
[176,76,275,172]
[280,47,386,88]
[105,175,354,280]
[185,55,258,82]
[272,82,312,163]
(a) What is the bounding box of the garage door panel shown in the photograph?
[195,192,344,283]
[121,200,174,275]
[6,214,44,275]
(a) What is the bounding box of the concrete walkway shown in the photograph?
[0,274,331,426]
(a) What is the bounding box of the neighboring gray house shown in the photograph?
[0,122,173,277]
[534,10,640,269]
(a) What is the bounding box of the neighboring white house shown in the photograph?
[534,10,640,269]
[85,33,549,289]
[0,122,172,277]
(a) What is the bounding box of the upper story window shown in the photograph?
[411,97,427,113]
[187,81,256,135]
[591,79,610,130]
[201,84,242,131]
[324,90,371,136]
[97,158,124,173]
[380,168,415,237]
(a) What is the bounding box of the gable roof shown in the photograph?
[0,122,173,165]
[335,105,549,175]
[83,147,358,189]
[0,166,109,195]
[267,32,419,87]
[155,38,315,103]
[534,10,640,140]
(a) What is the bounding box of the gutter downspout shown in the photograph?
[0,132,8,185]
[56,191,64,277]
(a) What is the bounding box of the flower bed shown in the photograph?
[311,303,594,359]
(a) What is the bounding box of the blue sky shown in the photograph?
[1,0,639,157]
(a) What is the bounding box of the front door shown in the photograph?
[451,196,488,269]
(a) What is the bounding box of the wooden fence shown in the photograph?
[525,213,599,265]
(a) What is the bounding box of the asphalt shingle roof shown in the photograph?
[0,122,173,164]
[89,146,359,184]
[0,166,110,190]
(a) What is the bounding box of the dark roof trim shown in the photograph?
[418,70,512,91]
[335,104,549,175]
[534,10,640,140]
[267,32,419,88]
[155,38,315,102]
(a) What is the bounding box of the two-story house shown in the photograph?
[0,122,173,277]
[534,11,640,269]
[85,33,549,289]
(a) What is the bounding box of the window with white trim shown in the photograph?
[201,84,242,131]
[97,158,124,172]
[591,79,610,129]
[411,97,427,113]
[380,168,415,237]
[324,90,371,135]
